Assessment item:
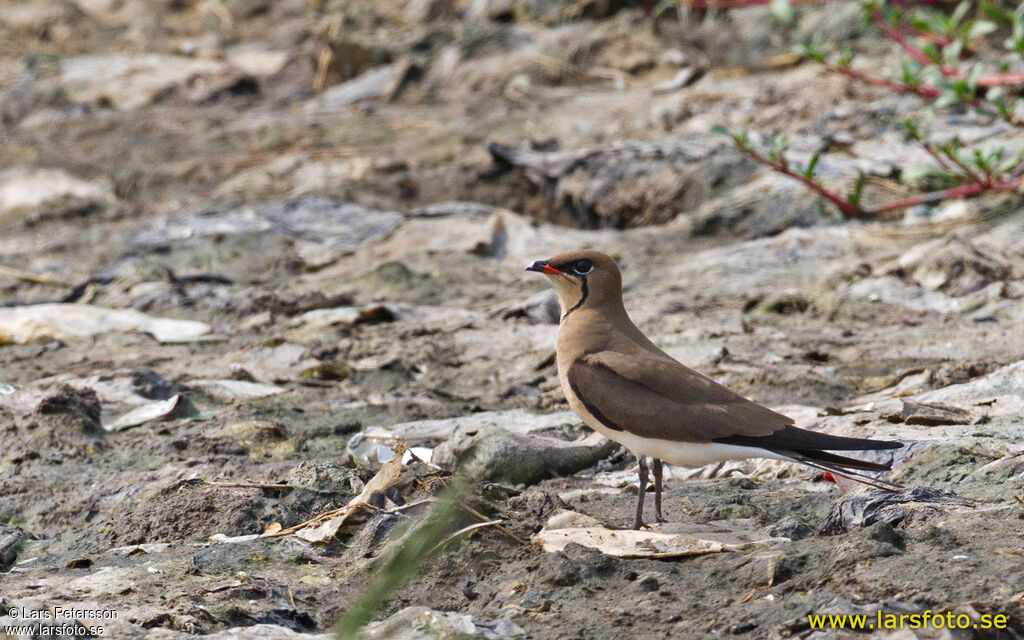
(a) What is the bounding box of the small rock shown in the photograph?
[286,461,364,495]
[365,409,578,446]
[404,0,454,23]
[219,420,288,443]
[190,379,286,400]
[0,525,27,569]
[307,62,414,111]
[502,289,560,324]
[928,362,998,388]
[539,552,581,587]
[901,400,971,426]
[433,428,617,486]
[888,236,1013,297]
[487,140,715,229]
[56,53,240,111]
[766,517,814,541]
[0,303,212,344]
[0,167,115,218]
[133,197,404,255]
[129,367,176,400]
[35,384,102,433]
[224,45,289,77]
[298,363,352,382]
[820,487,973,535]
[362,606,525,639]
[636,573,660,591]
[467,0,514,21]
[757,291,810,314]
[652,67,701,94]
[864,521,904,550]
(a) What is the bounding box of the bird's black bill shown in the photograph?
[526,260,561,275]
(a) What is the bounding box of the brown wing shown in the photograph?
[568,351,904,453]
[567,351,793,443]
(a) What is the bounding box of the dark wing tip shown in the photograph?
[875,439,904,450]
[716,425,903,452]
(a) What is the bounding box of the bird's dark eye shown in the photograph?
[572,259,594,275]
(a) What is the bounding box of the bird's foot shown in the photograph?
[655,514,668,524]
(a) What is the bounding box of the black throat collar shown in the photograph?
[560,275,588,323]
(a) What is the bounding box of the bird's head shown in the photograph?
[525,250,622,319]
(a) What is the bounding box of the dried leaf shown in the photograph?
[294,449,406,543]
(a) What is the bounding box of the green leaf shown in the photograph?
[967,20,998,40]
[795,40,826,62]
[995,148,1024,176]
[972,148,992,172]
[651,0,678,19]
[899,58,923,87]
[901,163,942,184]
[837,45,854,68]
[943,39,964,66]
[770,133,789,154]
[770,0,795,25]
[803,152,820,179]
[921,41,943,64]
[950,1,971,30]
[981,0,1012,24]
[935,89,962,110]
[847,172,866,207]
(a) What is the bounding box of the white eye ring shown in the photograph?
[573,260,594,275]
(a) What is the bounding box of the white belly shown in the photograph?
[559,372,785,467]
[592,425,786,467]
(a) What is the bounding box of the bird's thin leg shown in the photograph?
[634,455,649,530]
[653,458,667,523]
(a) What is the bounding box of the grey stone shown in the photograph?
[820,487,974,535]
[887,235,1014,297]
[433,428,618,486]
[467,0,514,21]
[35,384,103,433]
[285,461,364,495]
[133,197,404,254]
[488,139,727,229]
[900,400,971,426]
[307,62,413,111]
[0,525,27,569]
[502,289,560,324]
[362,606,526,639]
[767,517,814,541]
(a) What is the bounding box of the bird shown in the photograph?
[525,249,903,529]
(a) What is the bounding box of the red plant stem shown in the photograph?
[680,0,951,10]
[679,0,838,7]
[871,9,1024,88]
[923,142,986,184]
[823,61,940,98]
[900,23,951,47]
[736,143,862,218]
[871,10,960,77]
[823,61,1024,125]
[732,139,1021,218]
[687,0,1017,90]
[920,143,956,174]
[868,180,1021,213]
[977,72,1024,88]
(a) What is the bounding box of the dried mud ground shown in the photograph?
[4,1,1024,639]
